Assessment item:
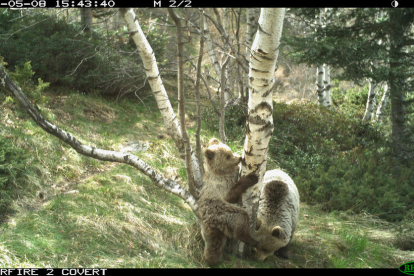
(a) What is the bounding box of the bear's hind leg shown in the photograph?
[204,229,227,266]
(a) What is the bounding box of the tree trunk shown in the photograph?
[388,9,407,159]
[315,9,326,107]
[363,60,379,122]
[219,54,230,144]
[316,64,326,106]
[81,8,93,36]
[195,9,206,176]
[240,8,285,258]
[374,82,389,124]
[245,8,259,62]
[324,63,332,109]
[168,8,198,199]
[363,78,378,121]
[120,8,203,192]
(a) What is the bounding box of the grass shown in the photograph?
[0,87,413,268]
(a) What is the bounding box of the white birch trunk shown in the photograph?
[363,78,378,121]
[316,65,326,106]
[374,82,389,123]
[324,9,332,109]
[241,8,285,256]
[245,8,259,62]
[363,60,380,121]
[120,8,203,192]
[324,64,332,109]
[315,9,326,107]
[242,8,260,100]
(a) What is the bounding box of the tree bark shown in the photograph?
[316,64,326,106]
[241,8,285,257]
[219,54,230,144]
[315,9,327,107]
[168,8,198,199]
[363,78,378,121]
[120,8,203,192]
[81,8,93,36]
[388,9,407,159]
[195,9,206,176]
[324,64,332,109]
[363,60,379,121]
[374,82,389,124]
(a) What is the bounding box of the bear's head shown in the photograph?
[204,138,242,176]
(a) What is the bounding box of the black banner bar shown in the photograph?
[1,0,413,8]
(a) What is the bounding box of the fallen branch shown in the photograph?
[0,63,199,216]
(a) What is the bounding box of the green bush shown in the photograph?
[0,11,168,96]
[269,102,413,222]
[202,103,247,144]
[8,61,50,104]
[0,136,27,222]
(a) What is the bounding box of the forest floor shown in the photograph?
[0,87,413,268]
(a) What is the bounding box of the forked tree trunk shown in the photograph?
[240,8,285,257]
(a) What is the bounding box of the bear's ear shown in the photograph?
[204,149,215,160]
[271,226,287,240]
[209,138,220,146]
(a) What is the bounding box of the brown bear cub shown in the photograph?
[198,138,259,266]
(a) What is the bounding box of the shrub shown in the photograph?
[0,12,168,96]
[269,102,413,222]
[202,103,247,144]
[0,136,27,222]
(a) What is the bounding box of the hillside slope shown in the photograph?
[0,89,412,268]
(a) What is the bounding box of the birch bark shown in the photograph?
[241,7,285,257]
[363,79,378,121]
[316,9,326,107]
[374,82,389,124]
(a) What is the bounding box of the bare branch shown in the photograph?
[0,63,199,216]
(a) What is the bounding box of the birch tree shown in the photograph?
[363,63,378,122]
[315,8,326,107]
[374,82,389,124]
[119,8,203,194]
[240,8,285,256]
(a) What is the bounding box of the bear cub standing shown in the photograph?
[198,138,259,266]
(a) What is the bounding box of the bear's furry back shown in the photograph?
[254,169,300,260]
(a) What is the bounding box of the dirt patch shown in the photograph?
[83,103,117,123]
